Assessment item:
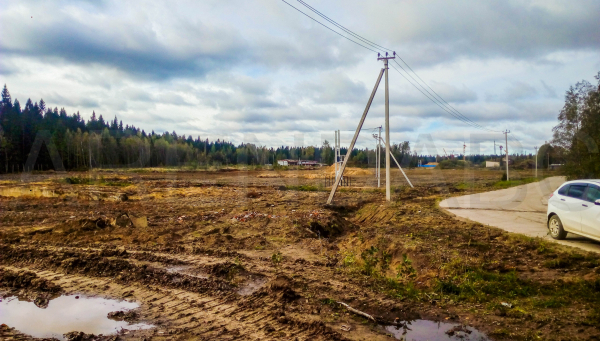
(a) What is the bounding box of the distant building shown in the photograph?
[549,164,563,171]
[486,161,500,168]
[277,159,321,167]
[418,162,438,169]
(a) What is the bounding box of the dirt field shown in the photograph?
[1,167,600,341]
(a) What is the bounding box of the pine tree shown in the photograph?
[1,85,11,109]
[98,114,106,129]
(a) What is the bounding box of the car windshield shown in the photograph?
[567,184,587,199]
[586,185,600,202]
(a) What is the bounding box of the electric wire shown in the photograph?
[388,63,485,130]
[280,0,378,53]
[294,0,494,131]
[391,59,498,132]
[296,0,393,53]
[282,0,501,133]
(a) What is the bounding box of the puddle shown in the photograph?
[0,294,153,340]
[237,276,268,296]
[166,265,209,279]
[382,320,489,341]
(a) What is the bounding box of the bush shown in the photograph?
[438,159,471,169]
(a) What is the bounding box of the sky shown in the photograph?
[1,0,599,155]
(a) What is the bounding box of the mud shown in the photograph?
[0,169,597,340]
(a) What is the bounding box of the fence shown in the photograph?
[324,175,351,187]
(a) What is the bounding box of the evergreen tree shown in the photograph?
[1,85,11,109]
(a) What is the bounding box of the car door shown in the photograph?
[581,184,600,238]
[552,184,571,213]
[562,184,588,232]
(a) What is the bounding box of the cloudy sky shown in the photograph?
[1,0,599,155]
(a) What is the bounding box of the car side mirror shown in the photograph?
[596,199,600,206]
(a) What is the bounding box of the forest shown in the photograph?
[0,84,554,173]
[0,85,418,172]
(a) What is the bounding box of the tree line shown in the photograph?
[0,85,417,172]
[552,72,600,179]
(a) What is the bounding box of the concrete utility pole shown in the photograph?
[534,146,538,178]
[378,126,381,188]
[334,130,338,178]
[378,52,395,201]
[504,130,510,181]
[326,68,384,205]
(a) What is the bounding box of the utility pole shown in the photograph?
[494,140,496,156]
[378,126,381,188]
[326,68,384,205]
[503,130,510,181]
[334,130,338,178]
[463,142,466,162]
[378,52,395,201]
[534,146,538,178]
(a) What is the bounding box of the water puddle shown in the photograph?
[237,276,268,296]
[0,294,153,340]
[166,265,209,279]
[382,320,489,341]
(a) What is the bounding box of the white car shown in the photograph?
[547,180,600,240]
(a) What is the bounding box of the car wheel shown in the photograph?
[548,215,567,240]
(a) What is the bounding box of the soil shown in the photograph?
[1,168,598,341]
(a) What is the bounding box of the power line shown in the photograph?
[296,0,392,53]
[391,60,498,132]
[282,0,501,133]
[388,63,484,130]
[294,0,494,131]
[280,0,378,53]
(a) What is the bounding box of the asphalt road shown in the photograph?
[440,176,600,253]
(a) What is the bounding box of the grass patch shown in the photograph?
[532,297,567,308]
[493,177,540,189]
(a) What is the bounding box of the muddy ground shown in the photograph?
[1,168,599,341]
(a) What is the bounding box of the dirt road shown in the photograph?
[440,176,600,252]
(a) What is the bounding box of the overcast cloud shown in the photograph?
[1,0,599,153]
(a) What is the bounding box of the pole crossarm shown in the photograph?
[326,68,385,205]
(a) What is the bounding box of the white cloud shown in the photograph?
[0,0,598,151]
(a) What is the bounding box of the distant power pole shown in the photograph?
[503,130,510,180]
[494,140,496,156]
[534,146,538,178]
[378,126,381,188]
[378,52,396,202]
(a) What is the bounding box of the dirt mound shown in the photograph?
[107,310,139,323]
[205,261,243,277]
[0,244,231,294]
[325,165,373,176]
[64,331,119,341]
[268,275,299,302]
[0,268,62,293]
